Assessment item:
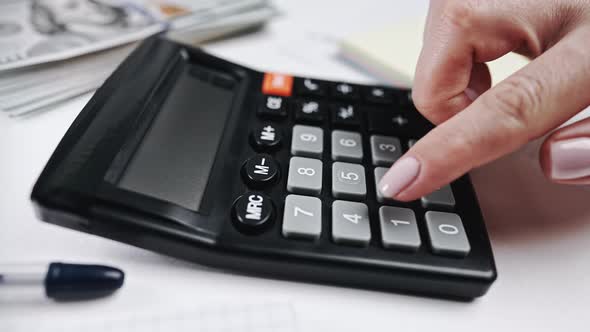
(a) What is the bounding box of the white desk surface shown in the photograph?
[2,1,590,330]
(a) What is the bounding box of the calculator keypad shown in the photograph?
[291,125,323,158]
[283,195,322,240]
[296,78,326,96]
[259,95,287,118]
[331,130,363,162]
[232,193,274,232]
[421,185,456,209]
[242,154,279,188]
[367,109,412,135]
[235,73,474,260]
[287,157,323,195]
[373,167,394,203]
[331,103,360,127]
[365,87,394,104]
[379,206,421,251]
[332,201,371,246]
[251,124,282,151]
[332,162,366,200]
[294,100,325,123]
[332,83,359,100]
[262,73,293,97]
[425,211,470,257]
[370,135,402,166]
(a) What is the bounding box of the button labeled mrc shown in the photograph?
[232,193,274,233]
[262,73,293,97]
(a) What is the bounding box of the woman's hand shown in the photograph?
[378,0,590,200]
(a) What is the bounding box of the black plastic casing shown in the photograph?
[31,36,496,300]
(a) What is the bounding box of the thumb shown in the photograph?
[540,116,590,184]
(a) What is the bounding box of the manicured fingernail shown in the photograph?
[378,157,421,198]
[464,88,479,101]
[551,137,590,180]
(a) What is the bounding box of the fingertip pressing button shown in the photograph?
[374,167,397,204]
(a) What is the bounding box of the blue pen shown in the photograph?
[0,262,124,300]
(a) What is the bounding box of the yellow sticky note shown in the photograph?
[340,16,529,87]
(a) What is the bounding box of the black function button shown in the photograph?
[331,103,360,127]
[242,154,279,188]
[232,192,274,232]
[332,83,359,100]
[294,100,325,123]
[365,87,394,104]
[251,124,282,151]
[396,89,414,107]
[367,108,433,136]
[258,95,287,118]
[367,109,412,135]
[296,78,326,96]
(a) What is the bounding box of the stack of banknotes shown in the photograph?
[0,0,276,117]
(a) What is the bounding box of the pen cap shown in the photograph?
[45,263,125,300]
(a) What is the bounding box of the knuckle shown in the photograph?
[411,88,435,113]
[440,0,480,31]
[485,73,545,131]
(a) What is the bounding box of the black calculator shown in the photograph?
[31,36,496,299]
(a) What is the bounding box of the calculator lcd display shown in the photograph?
[117,67,235,212]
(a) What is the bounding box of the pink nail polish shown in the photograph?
[551,137,590,180]
[464,88,480,101]
[378,157,421,198]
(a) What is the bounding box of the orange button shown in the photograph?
[262,73,293,97]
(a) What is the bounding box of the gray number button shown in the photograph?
[425,211,470,257]
[332,201,371,246]
[283,195,322,240]
[332,130,363,162]
[291,125,323,158]
[332,162,366,200]
[287,157,323,195]
[379,207,421,251]
[374,167,396,203]
[421,185,456,209]
[370,135,402,166]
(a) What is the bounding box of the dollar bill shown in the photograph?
[0,0,165,72]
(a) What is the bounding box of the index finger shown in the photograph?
[413,1,532,123]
